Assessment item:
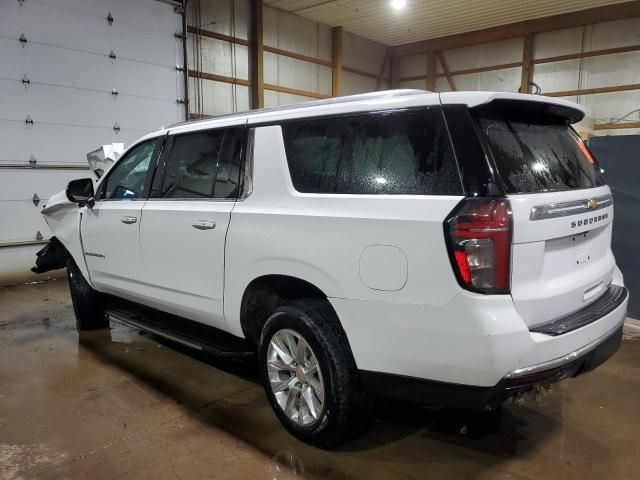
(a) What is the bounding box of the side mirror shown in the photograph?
[66,178,96,208]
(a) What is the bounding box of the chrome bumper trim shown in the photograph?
[505,318,625,379]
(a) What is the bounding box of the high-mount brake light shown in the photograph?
[444,198,512,294]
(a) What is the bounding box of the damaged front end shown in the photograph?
[31,143,121,279]
[31,237,69,274]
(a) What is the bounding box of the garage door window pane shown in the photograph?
[160,128,243,199]
[281,109,461,195]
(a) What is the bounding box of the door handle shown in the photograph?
[120,216,137,224]
[192,220,216,230]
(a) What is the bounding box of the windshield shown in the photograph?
[473,110,604,194]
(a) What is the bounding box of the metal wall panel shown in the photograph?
[0,0,184,283]
[532,59,583,93]
[191,0,250,40]
[1,80,179,132]
[188,77,250,115]
[453,67,522,93]
[343,31,386,74]
[263,89,316,108]
[187,35,249,80]
[534,27,585,58]
[398,79,426,90]
[398,54,427,79]
[342,30,388,95]
[342,72,377,95]
[1,0,180,67]
[443,38,523,72]
[264,6,331,60]
[590,17,640,50]
[264,52,332,96]
[0,123,145,169]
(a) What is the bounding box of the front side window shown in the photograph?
[281,109,462,195]
[157,127,243,199]
[101,139,159,200]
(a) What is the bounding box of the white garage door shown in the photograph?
[0,0,185,284]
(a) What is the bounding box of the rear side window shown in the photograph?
[473,110,604,193]
[281,109,462,195]
[157,127,243,199]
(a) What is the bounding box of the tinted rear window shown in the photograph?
[473,110,604,193]
[281,109,462,195]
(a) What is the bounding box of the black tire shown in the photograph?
[259,298,372,448]
[67,258,108,331]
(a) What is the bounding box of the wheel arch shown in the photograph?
[239,274,339,345]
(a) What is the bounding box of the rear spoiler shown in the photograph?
[440,92,585,123]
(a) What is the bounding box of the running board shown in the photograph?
[104,298,254,358]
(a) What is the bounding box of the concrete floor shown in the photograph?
[1,281,639,480]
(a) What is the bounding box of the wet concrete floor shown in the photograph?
[1,279,639,479]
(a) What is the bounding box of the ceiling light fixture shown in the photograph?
[390,0,407,10]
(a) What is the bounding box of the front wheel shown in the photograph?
[259,298,372,448]
[67,258,108,331]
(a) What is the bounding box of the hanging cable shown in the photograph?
[576,25,587,104]
[604,108,640,125]
[230,0,238,113]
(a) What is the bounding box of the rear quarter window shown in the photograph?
[281,109,462,195]
[473,110,604,193]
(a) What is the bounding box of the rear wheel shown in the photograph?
[259,298,372,448]
[67,258,108,331]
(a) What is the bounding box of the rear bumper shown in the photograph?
[331,279,628,401]
[360,320,623,410]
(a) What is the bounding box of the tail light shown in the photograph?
[444,198,512,294]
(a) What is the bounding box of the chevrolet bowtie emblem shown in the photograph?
[587,199,599,209]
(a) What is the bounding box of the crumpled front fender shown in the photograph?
[34,189,92,283]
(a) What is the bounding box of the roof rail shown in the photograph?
[168,89,429,128]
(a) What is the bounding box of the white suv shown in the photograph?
[34,90,628,447]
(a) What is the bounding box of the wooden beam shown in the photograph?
[394,1,640,57]
[436,51,456,91]
[535,44,640,65]
[264,45,332,67]
[390,53,399,88]
[426,51,436,91]
[250,0,264,109]
[190,71,332,100]
[520,34,534,93]
[436,61,522,78]
[188,70,251,87]
[264,83,330,99]
[593,121,640,130]
[187,25,250,47]
[188,112,210,120]
[400,74,427,83]
[376,48,391,90]
[332,26,343,96]
[545,83,640,97]
[343,66,378,79]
